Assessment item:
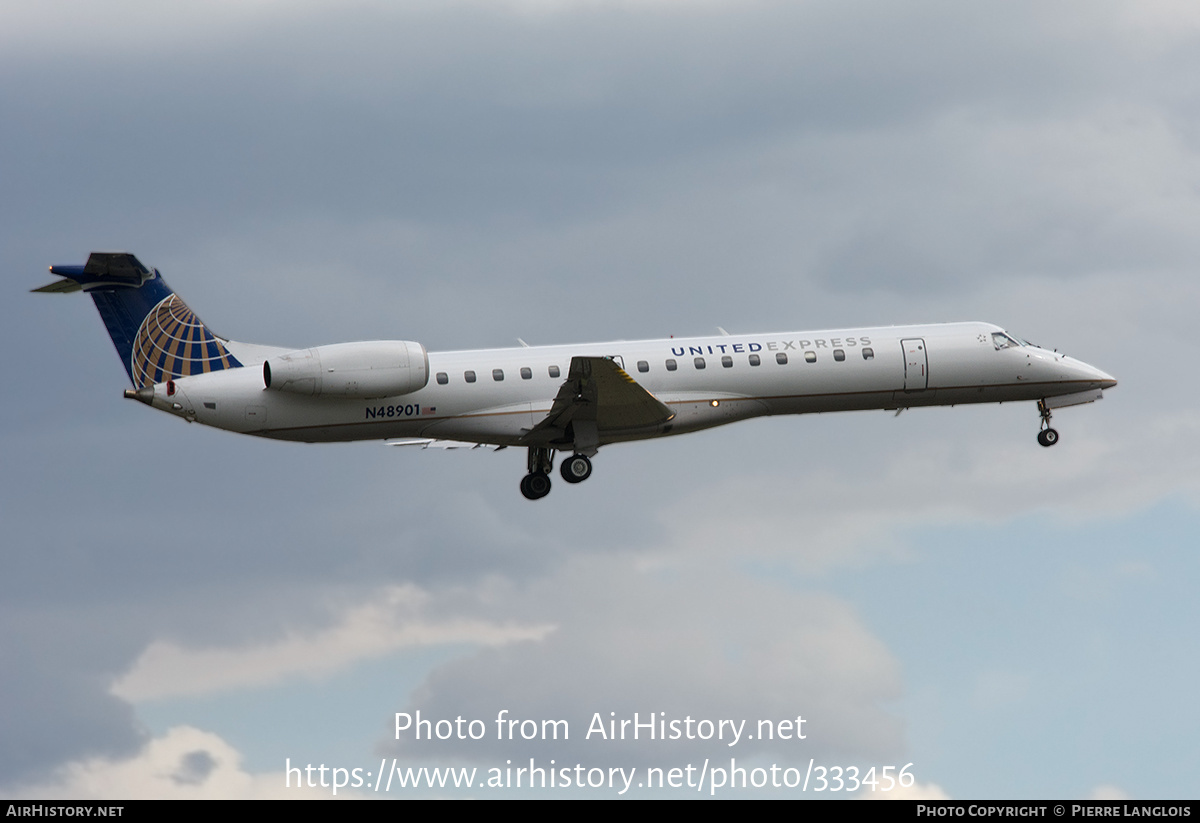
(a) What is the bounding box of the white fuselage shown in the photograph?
[145,321,1115,447]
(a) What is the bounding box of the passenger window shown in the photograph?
[637,360,649,373]
[749,354,761,366]
[464,370,476,383]
[520,367,532,380]
[721,355,733,368]
[833,349,845,362]
[493,369,504,381]
[776,353,788,365]
[694,357,706,369]
[666,359,677,371]
[805,351,817,363]
[862,347,874,360]
[548,365,560,378]
[436,372,448,385]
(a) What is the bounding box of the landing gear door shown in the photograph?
[901,338,927,391]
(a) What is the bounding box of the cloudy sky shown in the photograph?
[3,0,1198,799]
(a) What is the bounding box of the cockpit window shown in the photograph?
[992,332,1022,350]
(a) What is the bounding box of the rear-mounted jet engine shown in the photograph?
[263,341,429,398]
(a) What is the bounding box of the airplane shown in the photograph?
[38,252,1117,500]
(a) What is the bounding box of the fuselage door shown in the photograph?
[901,338,928,391]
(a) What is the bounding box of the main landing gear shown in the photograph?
[520,446,554,500]
[520,471,552,500]
[520,447,594,500]
[560,454,593,484]
[1036,400,1060,448]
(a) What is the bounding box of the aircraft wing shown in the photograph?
[523,356,674,449]
[388,438,492,450]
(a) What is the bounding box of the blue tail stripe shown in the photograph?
[90,276,176,383]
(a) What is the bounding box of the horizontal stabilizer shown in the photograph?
[37,252,154,293]
[31,279,84,294]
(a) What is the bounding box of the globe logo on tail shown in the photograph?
[130,294,241,388]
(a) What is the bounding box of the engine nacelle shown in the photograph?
[263,341,429,398]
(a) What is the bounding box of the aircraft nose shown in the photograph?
[1073,358,1116,390]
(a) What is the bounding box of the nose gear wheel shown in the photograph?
[1036,400,1060,447]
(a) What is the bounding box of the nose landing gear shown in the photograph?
[1037,428,1059,447]
[1036,400,1059,447]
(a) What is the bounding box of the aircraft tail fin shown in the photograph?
[36,252,243,387]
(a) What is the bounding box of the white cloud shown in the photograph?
[7,726,337,800]
[1089,784,1131,800]
[111,585,552,701]
[859,779,951,800]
